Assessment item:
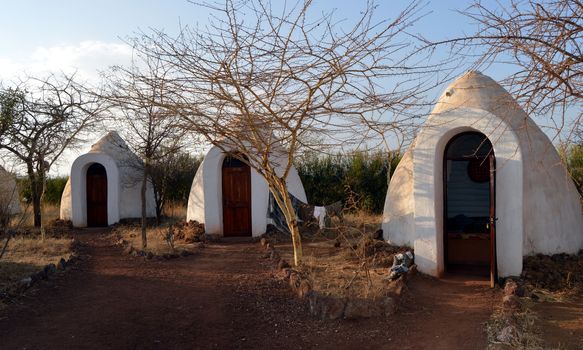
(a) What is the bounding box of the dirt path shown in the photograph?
[534,294,583,349]
[0,230,497,349]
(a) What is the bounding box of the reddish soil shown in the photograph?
[534,294,583,349]
[0,229,498,349]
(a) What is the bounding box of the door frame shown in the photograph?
[442,131,497,286]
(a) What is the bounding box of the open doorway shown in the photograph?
[444,132,497,286]
[86,163,108,227]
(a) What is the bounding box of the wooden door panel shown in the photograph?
[87,164,108,227]
[222,162,251,237]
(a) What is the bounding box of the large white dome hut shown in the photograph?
[382,71,583,281]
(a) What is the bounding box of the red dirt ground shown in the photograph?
[534,294,583,349]
[0,229,498,349]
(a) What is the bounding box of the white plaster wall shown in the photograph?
[187,145,307,237]
[382,148,415,247]
[0,167,21,215]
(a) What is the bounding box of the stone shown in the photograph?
[57,258,67,270]
[502,295,521,311]
[260,238,268,247]
[277,260,290,270]
[131,250,139,257]
[308,293,346,320]
[503,279,525,297]
[383,296,397,316]
[146,251,154,260]
[344,299,382,319]
[296,280,312,298]
[44,263,57,275]
[496,325,520,344]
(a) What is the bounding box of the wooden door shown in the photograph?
[86,163,108,227]
[222,156,252,237]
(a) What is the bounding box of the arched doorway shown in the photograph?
[86,163,108,227]
[444,132,496,285]
[222,155,252,237]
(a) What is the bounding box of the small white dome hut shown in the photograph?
[60,131,156,227]
[187,145,307,237]
[382,71,583,279]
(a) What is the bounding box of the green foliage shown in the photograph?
[16,176,68,204]
[296,151,401,214]
[564,143,583,196]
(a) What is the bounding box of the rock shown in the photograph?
[44,263,57,275]
[131,250,139,257]
[146,251,154,260]
[504,279,526,297]
[260,237,268,247]
[289,272,301,291]
[296,280,312,298]
[372,229,383,240]
[270,250,281,262]
[277,260,290,270]
[308,292,346,320]
[15,277,33,292]
[57,258,67,270]
[344,299,382,319]
[496,325,520,344]
[387,277,406,297]
[502,295,521,311]
[383,296,396,316]
[266,243,273,251]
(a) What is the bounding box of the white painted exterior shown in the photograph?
[382,71,583,278]
[60,131,156,226]
[187,145,307,237]
[0,166,21,215]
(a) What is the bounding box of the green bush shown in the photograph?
[16,176,68,204]
[295,151,401,214]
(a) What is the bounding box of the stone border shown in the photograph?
[259,237,416,320]
[0,239,81,302]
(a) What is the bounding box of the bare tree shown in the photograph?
[131,0,434,265]
[103,54,185,248]
[426,0,582,137]
[0,74,102,238]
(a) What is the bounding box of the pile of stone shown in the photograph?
[522,252,583,290]
[488,279,529,346]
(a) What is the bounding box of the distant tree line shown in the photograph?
[296,151,402,214]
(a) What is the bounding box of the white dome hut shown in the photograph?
[60,131,156,227]
[0,165,21,218]
[382,71,583,280]
[187,144,307,237]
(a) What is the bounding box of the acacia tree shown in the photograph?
[104,55,185,248]
[0,74,102,237]
[132,0,433,265]
[426,0,582,136]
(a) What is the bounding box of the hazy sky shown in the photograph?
[0,1,526,175]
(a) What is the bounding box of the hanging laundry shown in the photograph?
[313,206,327,229]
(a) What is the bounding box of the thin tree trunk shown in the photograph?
[274,181,303,266]
[39,171,48,241]
[26,163,42,227]
[141,162,149,249]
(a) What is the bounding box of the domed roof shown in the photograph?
[432,71,524,120]
[88,131,141,165]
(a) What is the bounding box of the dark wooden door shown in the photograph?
[222,157,252,237]
[86,163,108,227]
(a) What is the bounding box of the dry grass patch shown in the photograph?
[0,235,73,290]
[112,225,198,255]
